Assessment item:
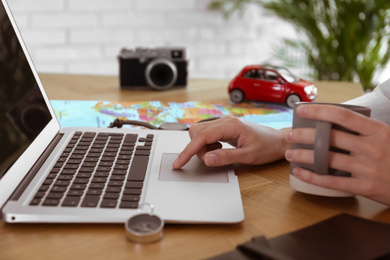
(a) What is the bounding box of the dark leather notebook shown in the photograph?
[209,214,390,260]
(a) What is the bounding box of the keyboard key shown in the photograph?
[114,164,128,170]
[96,166,111,172]
[92,177,107,183]
[83,132,96,138]
[84,157,99,162]
[81,196,100,207]
[119,151,133,157]
[107,181,123,187]
[42,199,60,206]
[50,168,60,173]
[51,186,67,193]
[123,188,142,195]
[34,191,46,198]
[100,199,117,208]
[67,159,82,164]
[62,196,81,207]
[72,150,87,155]
[106,187,122,193]
[77,172,92,178]
[79,167,94,173]
[95,172,109,177]
[90,183,105,189]
[70,154,84,159]
[73,178,89,184]
[43,179,54,185]
[46,173,57,179]
[103,152,117,157]
[61,169,77,175]
[110,175,125,181]
[124,134,137,142]
[30,198,41,206]
[119,202,138,209]
[121,195,140,202]
[134,150,150,156]
[116,160,130,165]
[112,170,127,175]
[57,175,73,181]
[125,182,143,189]
[105,148,118,153]
[67,190,84,197]
[70,184,87,190]
[103,193,119,200]
[54,180,70,186]
[136,146,151,150]
[38,185,50,191]
[75,145,89,150]
[98,161,113,167]
[64,164,79,169]
[87,189,103,196]
[47,192,64,199]
[120,146,134,152]
[86,153,101,157]
[128,156,149,181]
[89,148,103,153]
[81,162,97,168]
[100,156,115,162]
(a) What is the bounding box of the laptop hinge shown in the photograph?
[8,133,64,201]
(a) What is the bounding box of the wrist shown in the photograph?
[277,127,292,160]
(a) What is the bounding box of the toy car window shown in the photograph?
[244,69,262,79]
[264,70,279,82]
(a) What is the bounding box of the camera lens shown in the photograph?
[145,58,178,90]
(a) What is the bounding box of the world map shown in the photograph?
[50,100,293,130]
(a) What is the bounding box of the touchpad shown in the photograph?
[159,153,229,183]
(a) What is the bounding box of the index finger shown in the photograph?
[172,119,241,169]
[296,104,376,136]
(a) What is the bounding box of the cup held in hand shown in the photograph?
[289,102,371,197]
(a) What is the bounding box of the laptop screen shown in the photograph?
[0,3,52,180]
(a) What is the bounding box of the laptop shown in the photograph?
[0,0,244,224]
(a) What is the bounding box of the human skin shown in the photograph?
[173,104,390,206]
[172,116,290,168]
[285,104,390,206]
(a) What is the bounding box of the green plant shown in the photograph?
[209,0,390,90]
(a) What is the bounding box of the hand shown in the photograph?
[172,117,290,169]
[285,104,390,206]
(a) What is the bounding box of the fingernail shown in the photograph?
[172,158,179,169]
[292,167,301,177]
[285,149,292,160]
[297,105,307,115]
[205,153,217,166]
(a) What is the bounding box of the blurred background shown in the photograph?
[6,0,390,90]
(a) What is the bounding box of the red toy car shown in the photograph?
[228,64,317,107]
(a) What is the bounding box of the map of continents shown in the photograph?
[50,100,293,130]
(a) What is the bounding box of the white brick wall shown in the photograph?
[7,0,298,79]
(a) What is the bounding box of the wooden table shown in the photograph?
[1,74,389,260]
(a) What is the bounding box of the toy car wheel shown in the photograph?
[230,89,245,103]
[286,94,301,108]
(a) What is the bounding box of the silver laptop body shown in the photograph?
[0,0,244,224]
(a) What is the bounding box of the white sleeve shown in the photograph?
[344,78,390,125]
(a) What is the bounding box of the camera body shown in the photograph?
[118,47,188,90]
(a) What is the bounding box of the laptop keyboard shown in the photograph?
[29,131,154,209]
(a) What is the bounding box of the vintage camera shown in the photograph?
[118,47,188,90]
